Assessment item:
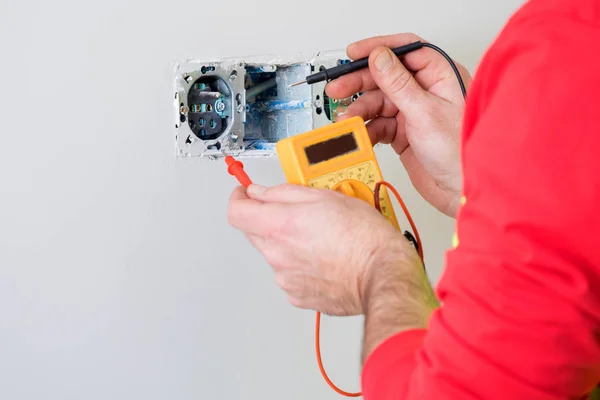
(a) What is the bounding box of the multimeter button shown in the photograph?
[378,193,392,216]
[366,171,377,186]
[357,163,370,177]
[326,174,337,187]
[347,162,370,181]
[309,173,336,189]
[333,179,375,206]
[347,166,358,179]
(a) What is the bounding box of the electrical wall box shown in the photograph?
[172,52,360,158]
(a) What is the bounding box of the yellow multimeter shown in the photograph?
[276,116,399,230]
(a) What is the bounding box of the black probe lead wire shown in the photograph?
[422,42,467,99]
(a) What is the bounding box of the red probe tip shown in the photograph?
[225,156,253,188]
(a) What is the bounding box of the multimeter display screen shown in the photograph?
[304,133,358,165]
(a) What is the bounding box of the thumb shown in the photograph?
[247,183,325,203]
[369,47,429,118]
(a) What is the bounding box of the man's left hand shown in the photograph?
[227,183,413,316]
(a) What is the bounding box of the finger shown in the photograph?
[325,69,377,99]
[250,238,301,272]
[227,194,288,236]
[330,34,465,100]
[365,117,409,155]
[245,233,267,252]
[287,294,353,316]
[275,272,313,298]
[276,273,328,304]
[228,186,259,231]
[286,295,323,312]
[341,90,399,122]
[348,33,442,75]
[229,185,249,201]
[365,117,396,145]
[246,233,305,273]
[369,47,431,119]
[326,55,463,100]
[347,33,425,60]
[366,117,410,155]
[248,183,327,203]
[414,64,470,103]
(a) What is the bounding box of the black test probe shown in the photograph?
[290,41,467,98]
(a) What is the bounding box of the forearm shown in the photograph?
[361,245,438,364]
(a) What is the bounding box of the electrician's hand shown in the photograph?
[227,184,420,316]
[327,33,471,217]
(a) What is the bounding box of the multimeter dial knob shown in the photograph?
[333,179,375,206]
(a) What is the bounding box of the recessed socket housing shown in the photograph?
[173,52,360,159]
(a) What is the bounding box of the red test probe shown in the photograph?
[225,156,252,188]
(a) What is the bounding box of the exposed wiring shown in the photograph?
[246,78,278,100]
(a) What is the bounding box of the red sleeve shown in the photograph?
[362,5,600,400]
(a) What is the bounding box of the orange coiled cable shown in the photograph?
[315,180,424,397]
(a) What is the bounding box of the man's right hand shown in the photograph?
[326,33,471,217]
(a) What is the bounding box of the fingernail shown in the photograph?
[247,184,267,196]
[374,49,393,73]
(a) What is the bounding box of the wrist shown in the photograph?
[360,241,438,363]
[363,243,438,320]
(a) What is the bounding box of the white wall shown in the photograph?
[0,1,523,399]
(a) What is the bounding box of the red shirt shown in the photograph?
[361,1,600,399]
